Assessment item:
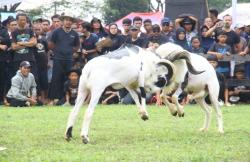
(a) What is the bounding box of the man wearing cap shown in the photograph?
[125,25,148,48]
[6,61,37,107]
[175,15,198,47]
[245,23,250,43]
[48,12,80,105]
[161,17,174,42]
[234,23,247,54]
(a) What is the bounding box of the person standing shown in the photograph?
[48,13,80,105]
[0,23,11,104]
[206,14,240,54]
[121,18,132,38]
[11,13,37,77]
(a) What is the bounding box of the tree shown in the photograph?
[208,0,250,12]
[102,0,149,24]
[26,8,43,20]
[24,0,98,20]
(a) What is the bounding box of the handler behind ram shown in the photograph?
[65,44,176,144]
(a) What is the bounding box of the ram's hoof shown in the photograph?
[82,135,89,144]
[65,127,73,141]
[141,114,149,121]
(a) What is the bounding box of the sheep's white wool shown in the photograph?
[156,43,224,134]
[64,45,176,143]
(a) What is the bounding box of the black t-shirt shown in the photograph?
[0,28,11,61]
[11,28,36,62]
[35,35,48,69]
[125,36,148,48]
[107,34,125,52]
[81,33,98,51]
[148,34,168,45]
[214,28,240,53]
[51,27,80,60]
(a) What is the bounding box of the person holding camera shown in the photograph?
[205,14,240,54]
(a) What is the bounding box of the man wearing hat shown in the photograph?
[175,14,198,46]
[6,61,37,107]
[244,22,250,43]
[125,25,148,48]
[48,12,80,105]
[234,23,247,54]
[161,17,174,42]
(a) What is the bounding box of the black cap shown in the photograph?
[20,61,31,68]
[182,18,192,24]
[161,17,170,24]
[129,25,139,30]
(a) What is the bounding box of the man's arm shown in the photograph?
[0,29,11,50]
[17,36,37,47]
[73,32,80,53]
[10,78,29,101]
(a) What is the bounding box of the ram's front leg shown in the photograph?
[127,88,149,121]
[171,85,185,117]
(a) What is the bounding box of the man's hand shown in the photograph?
[0,45,8,51]
[27,98,37,105]
[216,53,224,59]
[17,42,25,46]
[82,49,88,55]
[239,51,247,56]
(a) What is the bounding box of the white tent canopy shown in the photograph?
[0,0,22,6]
[218,3,250,26]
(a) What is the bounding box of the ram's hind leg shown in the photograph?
[80,87,105,144]
[195,97,212,132]
[65,84,88,141]
[208,84,224,134]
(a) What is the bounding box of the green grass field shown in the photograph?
[0,104,250,162]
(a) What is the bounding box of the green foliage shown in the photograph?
[23,0,96,20]
[208,0,250,12]
[102,0,149,24]
[26,8,43,20]
[0,105,250,161]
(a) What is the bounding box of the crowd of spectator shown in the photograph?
[0,9,250,107]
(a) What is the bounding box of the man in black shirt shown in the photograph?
[125,25,148,48]
[48,12,80,105]
[0,25,11,104]
[208,14,240,54]
[11,13,37,77]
